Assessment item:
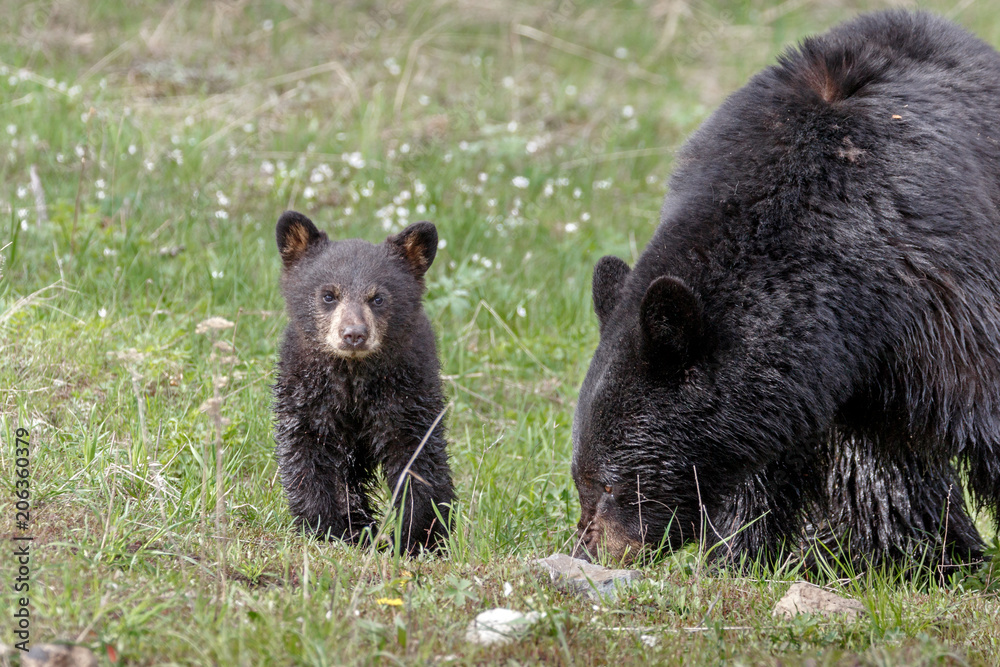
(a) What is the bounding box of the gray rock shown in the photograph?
[22,644,98,667]
[533,553,643,599]
[772,582,866,620]
[23,644,97,667]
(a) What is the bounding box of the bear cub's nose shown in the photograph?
[341,324,369,347]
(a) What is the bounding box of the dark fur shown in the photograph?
[573,11,1000,570]
[273,211,454,553]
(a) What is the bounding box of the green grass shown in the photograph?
[2,0,1000,664]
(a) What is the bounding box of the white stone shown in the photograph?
[772,582,866,619]
[465,608,544,646]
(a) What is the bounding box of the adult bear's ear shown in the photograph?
[640,276,705,366]
[592,256,631,328]
[276,211,325,269]
[388,221,438,279]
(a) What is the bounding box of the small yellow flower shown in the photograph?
[376,598,404,607]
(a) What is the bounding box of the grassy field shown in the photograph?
[2,0,1000,664]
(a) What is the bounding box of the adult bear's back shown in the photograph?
[655,9,1000,258]
[637,10,1000,451]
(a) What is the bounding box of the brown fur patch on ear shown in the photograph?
[276,211,323,268]
[402,234,431,275]
[388,221,437,280]
[281,223,311,264]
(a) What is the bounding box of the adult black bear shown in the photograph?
[273,212,454,554]
[572,11,1000,570]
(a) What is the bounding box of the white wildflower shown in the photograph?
[344,152,366,169]
[196,317,234,334]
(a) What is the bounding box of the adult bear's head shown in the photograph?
[572,255,718,563]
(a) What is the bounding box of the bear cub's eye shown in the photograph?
[604,484,613,495]
[371,295,385,306]
[323,292,336,304]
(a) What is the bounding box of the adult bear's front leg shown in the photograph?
[815,433,984,574]
[709,446,823,570]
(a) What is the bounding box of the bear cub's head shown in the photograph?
[276,211,437,359]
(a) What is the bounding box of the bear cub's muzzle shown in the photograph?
[325,301,380,358]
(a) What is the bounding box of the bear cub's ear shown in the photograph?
[640,276,706,366]
[592,255,631,328]
[276,211,325,269]
[388,221,438,279]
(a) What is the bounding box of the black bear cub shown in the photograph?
[273,211,454,554]
[573,10,1000,571]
